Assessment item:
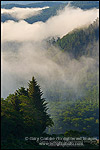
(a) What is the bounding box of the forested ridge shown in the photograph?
[46,18,99,136]
[54,18,99,58]
[1,18,99,149]
[1,2,99,148]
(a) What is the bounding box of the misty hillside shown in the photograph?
[1,2,67,23]
[55,18,99,58]
[1,1,99,23]
[1,2,99,149]
[25,4,67,24]
[45,19,99,135]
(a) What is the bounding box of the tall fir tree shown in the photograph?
[1,76,53,141]
[28,76,53,133]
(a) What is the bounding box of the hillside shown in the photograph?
[25,3,67,24]
[55,18,99,58]
[1,1,99,149]
[45,19,99,136]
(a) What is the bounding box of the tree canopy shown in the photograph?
[1,76,53,142]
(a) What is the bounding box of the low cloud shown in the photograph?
[1,6,99,42]
[1,6,99,99]
[1,41,99,99]
[1,6,49,20]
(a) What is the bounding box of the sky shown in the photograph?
[1,1,68,5]
[1,1,43,5]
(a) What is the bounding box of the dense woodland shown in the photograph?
[1,77,54,149]
[1,1,99,149]
[1,18,99,149]
[46,18,99,136]
[52,18,99,58]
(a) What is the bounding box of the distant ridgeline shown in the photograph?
[1,2,67,23]
[1,1,99,23]
[52,18,99,59]
[70,1,99,9]
[1,2,66,9]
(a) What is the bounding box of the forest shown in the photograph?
[1,18,99,149]
[54,18,99,58]
[1,1,99,149]
[46,18,99,135]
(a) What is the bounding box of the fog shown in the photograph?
[1,41,99,100]
[1,5,99,100]
[1,6,49,20]
[1,6,99,42]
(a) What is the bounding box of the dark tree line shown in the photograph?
[1,77,53,148]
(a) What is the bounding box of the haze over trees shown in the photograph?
[1,19,99,148]
[1,1,99,149]
[46,18,99,136]
[54,18,99,58]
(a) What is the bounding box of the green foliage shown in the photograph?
[1,4,99,148]
[27,77,54,133]
[47,82,99,137]
[1,77,53,148]
[56,18,99,58]
[64,130,88,137]
[63,99,99,136]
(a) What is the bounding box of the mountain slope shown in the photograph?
[46,19,99,135]
[55,18,99,58]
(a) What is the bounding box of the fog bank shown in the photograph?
[1,6,99,99]
[1,6,99,42]
[1,6,49,20]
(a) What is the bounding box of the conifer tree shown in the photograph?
[28,76,53,133]
[16,87,28,97]
[1,76,53,140]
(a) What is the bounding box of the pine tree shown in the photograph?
[1,76,54,140]
[16,87,28,97]
[28,76,53,133]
